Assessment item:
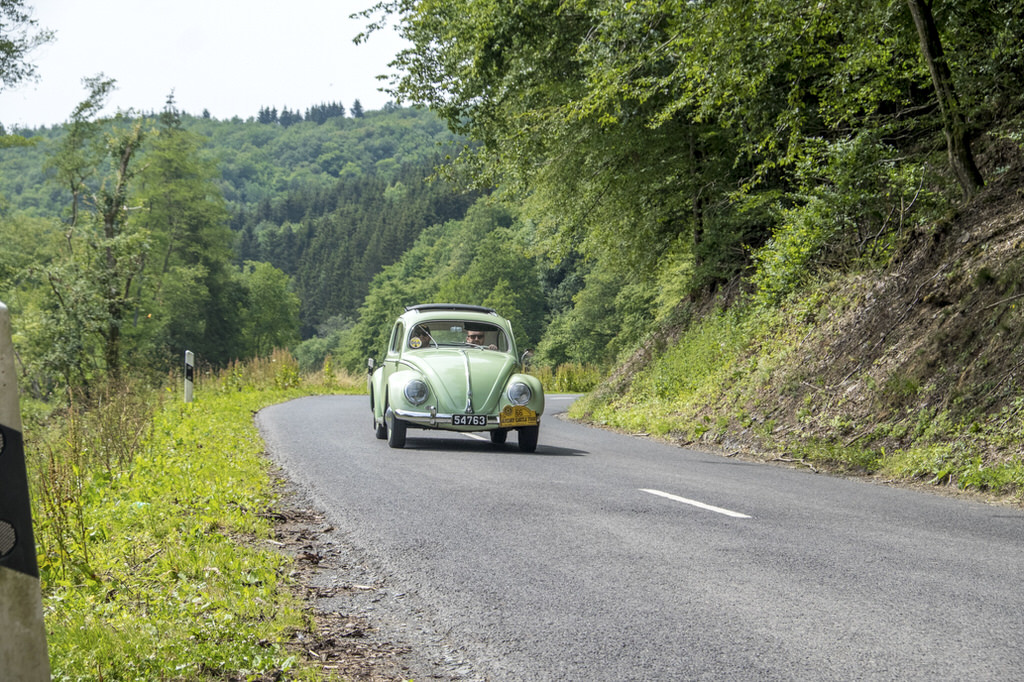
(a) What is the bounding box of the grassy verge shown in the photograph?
[571,285,1024,501]
[25,351,363,680]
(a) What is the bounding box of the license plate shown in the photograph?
[452,414,488,426]
[500,405,538,427]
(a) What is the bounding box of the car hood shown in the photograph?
[402,348,517,413]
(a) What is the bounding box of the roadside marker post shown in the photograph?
[185,350,194,403]
[0,302,51,680]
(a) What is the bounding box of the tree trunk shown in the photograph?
[906,0,984,200]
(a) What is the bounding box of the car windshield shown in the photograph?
[408,320,510,352]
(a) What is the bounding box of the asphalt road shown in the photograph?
[258,394,1024,681]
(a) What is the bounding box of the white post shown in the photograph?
[0,302,51,680]
[184,350,194,403]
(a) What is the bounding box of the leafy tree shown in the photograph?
[0,213,56,286]
[17,85,262,391]
[36,77,149,384]
[25,249,107,392]
[95,120,150,375]
[132,96,241,365]
[236,261,300,357]
[47,75,116,227]
[435,224,546,348]
[0,0,53,93]
[366,0,760,300]
[535,260,654,368]
[27,109,148,392]
[3,92,479,381]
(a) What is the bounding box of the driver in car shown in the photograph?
[466,329,497,350]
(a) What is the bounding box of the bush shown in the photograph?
[751,133,930,302]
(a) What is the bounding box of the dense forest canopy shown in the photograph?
[364,0,1023,298]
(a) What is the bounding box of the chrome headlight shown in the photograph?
[507,382,532,406]
[404,379,429,405]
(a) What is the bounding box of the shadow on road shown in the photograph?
[398,435,587,457]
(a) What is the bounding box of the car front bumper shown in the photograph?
[390,406,539,431]
[391,406,499,430]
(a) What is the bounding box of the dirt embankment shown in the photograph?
[757,166,1024,462]
[593,161,1024,484]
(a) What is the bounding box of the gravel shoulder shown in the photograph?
[267,471,481,682]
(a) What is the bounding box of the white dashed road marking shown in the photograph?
[641,488,752,518]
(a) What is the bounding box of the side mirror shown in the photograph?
[366,357,375,374]
[519,349,533,366]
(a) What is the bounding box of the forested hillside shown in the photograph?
[1,85,474,391]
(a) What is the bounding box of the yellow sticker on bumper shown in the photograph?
[500,405,538,427]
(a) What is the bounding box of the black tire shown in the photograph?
[490,429,508,446]
[371,389,387,439]
[517,425,539,453]
[387,414,407,449]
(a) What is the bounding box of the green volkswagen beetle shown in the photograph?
[368,304,544,452]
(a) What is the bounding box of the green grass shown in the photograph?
[572,302,790,438]
[879,402,1024,493]
[571,288,1024,500]
[530,363,604,393]
[26,351,363,680]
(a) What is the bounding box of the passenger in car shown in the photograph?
[410,325,433,348]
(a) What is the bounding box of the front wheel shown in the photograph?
[387,414,407,448]
[517,425,538,453]
[490,429,508,446]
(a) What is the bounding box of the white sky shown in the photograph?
[0,0,407,128]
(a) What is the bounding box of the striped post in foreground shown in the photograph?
[0,302,51,679]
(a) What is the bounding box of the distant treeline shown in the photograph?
[256,100,368,126]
